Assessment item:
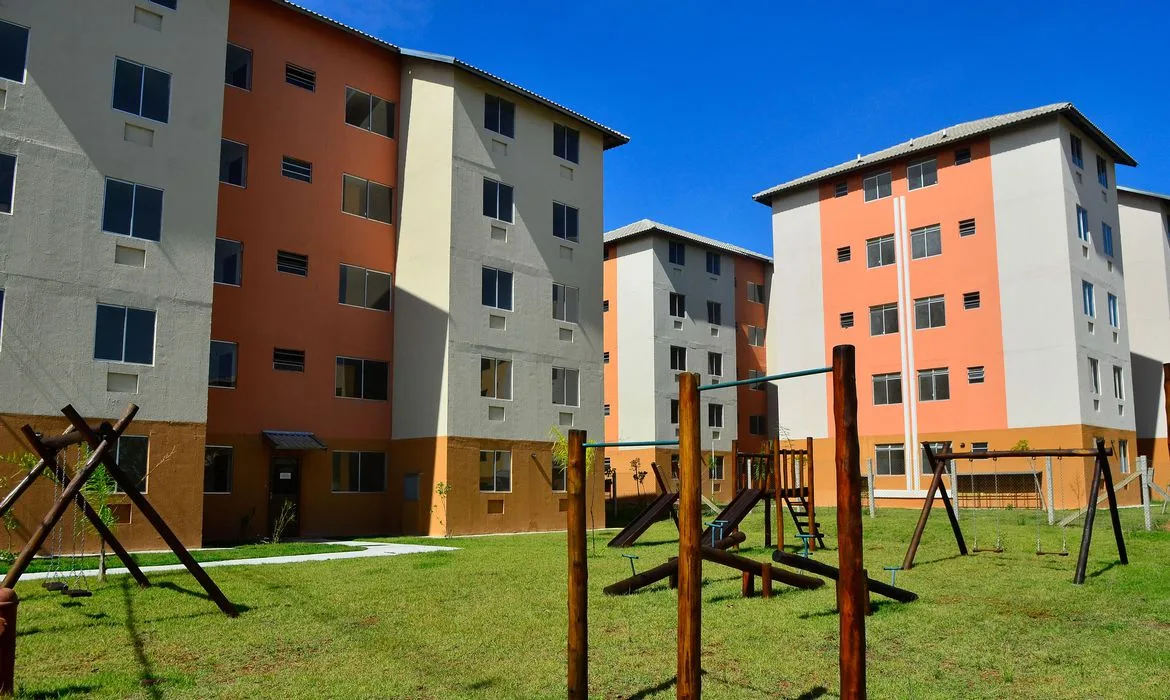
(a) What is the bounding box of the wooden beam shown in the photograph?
[773,551,917,603]
[832,345,866,700]
[1097,439,1128,567]
[676,372,702,699]
[933,448,1112,460]
[566,429,587,700]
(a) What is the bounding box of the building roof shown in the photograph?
[262,430,328,451]
[753,103,1137,205]
[271,2,629,150]
[604,219,772,263]
[1118,185,1170,203]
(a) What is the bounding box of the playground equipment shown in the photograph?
[566,345,872,699]
[607,461,678,547]
[902,441,1127,585]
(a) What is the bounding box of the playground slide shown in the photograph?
[700,488,764,545]
[607,492,679,548]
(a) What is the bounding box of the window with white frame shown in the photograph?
[204,445,233,494]
[747,325,765,347]
[669,292,686,318]
[971,442,989,453]
[837,246,851,262]
[834,182,848,197]
[345,87,393,138]
[907,158,938,190]
[1088,357,1101,394]
[553,202,579,242]
[920,441,951,474]
[706,251,721,275]
[875,443,905,475]
[482,266,513,310]
[1103,223,1114,257]
[285,63,316,91]
[482,178,514,223]
[1076,205,1090,242]
[276,250,308,276]
[113,435,149,493]
[747,369,764,390]
[1070,134,1084,168]
[552,283,579,323]
[873,372,902,405]
[1097,155,1108,188]
[1113,365,1125,401]
[273,348,305,372]
[914,295,946,330]
[1107,293,1119,328]
[484,94,515,137]
[746,282,766,303]
[707,352,722,378]
[102,179,163,241]
[910,224,942,259]
[0,20,30,83]
[870,302,899,335]
[553,123,580,163]
[1118,440,1129,474]
[552,367,579,406]
[1082,280,1095,317]
[670,345,687,371]
[708,404,723,428]
[342,174,393,224]
[954,148,971,165]
[968,366,985,384]
[959,218,976,237]
[668,241,685,265]
[95,304,155,364]
[708,455,724,481]
[918,367,950,401]
[840,312,855,328]
[281,156,312,183]
[339,264,392,311]
[332,451,386,493]
[670,399,679,425]
[963,291,981,310]
[863,171,892,202]
[707,301,721,325]
[866,234,896,267]
[112,57,171,123]
[480,357,512,400]
[0,152,15,214]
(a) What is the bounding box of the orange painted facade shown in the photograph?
[734,256,770,454]
[205,0,400,542]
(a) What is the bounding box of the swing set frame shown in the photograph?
[902,440,1128,585]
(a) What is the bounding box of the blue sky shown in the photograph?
[298,0,1169,256]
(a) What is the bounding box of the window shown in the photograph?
[670,346,687,371]
[204,446,233,494]
[866,234,896,267]
[276,250,308,276]
[553,123,580,163]
[342,174,393,224]
[220,140,248,187]
[280,156,312,183]
[907,158,938,190]
[482,267,514,310]
[552,367,579,406]
[94,304,155,364]
[918,367,950,401]
[869,303,898,336]
[872,372,902,406]
[670,455,679,480]
[704,252,722,276]
[920,442,951,474]
[285,63,315,91]
[112,58,171,123]
[669,292,686,318]
[148,0,177,8]
[914,295,946,329]
[747,325,765,347]
[335,357,389,400]
[602,352,610,364]
[963,291,980,310]
[707,352,722,378]
[708,404,723,428]
[208,340,237,388]
[954,148,971,166]
[404,473,421,501]
[959,219,976,237]
[747,369,765,391]
[863,171,892,202]
[668,241,685,265]
[747,282,766,303]
[875,443,905,475]
[332,452,386,493]
[834,182,848,197]
[552,452,567,490]
[339,264,392,311]
[1088,357,1101,394]
[345,87,393,138]
[1097,155,1108,188]
[1113,365,1125,400]
[225,44,252,90]
[840,312,854,328]
[214,238,242,286]
[484,95,515,138]
[1076,205,1090,242]
[479,451,511,492]
[708,456,724,481]
[910,224,942,259]
[749,415,766,436]
[553,202,579,242]
[707,301,721,325]
[603,300,610,313]
[0,20,30,83]
[1070,134,1084,168]
[274,348,305,372]
[102,179,163,241]
[113,435,149,493]
[1103,223,1114,257]
[1082,280,1095,317]
[482,178,514,223]
[968,366,985,384]
[670,399,679,425]
[0,152,13,214]
[480,357,512,399]
[1107,293,1119,328]
[972,442,989,453]
[837,246,851,262]
[552,283,579,323]
[603,404,610,417]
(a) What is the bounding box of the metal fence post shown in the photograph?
[1045,456,1055,525]
[866,458,875,519]
[1140,455,1152,532]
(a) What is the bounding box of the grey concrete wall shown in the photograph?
[0,0,228,422]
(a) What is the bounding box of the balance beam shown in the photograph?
[773,551,917,603]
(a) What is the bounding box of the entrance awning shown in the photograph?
[262,431,327,451]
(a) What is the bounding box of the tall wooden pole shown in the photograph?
[832,345,866,699]
[1074,445,1104,585]
[566,430,588,699]
[807,436,817,551]
[1096,439,1128,566]
[677,372,702,699]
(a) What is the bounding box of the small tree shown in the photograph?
[433,481,452,537]
[629,458,648,499]
[549,426,601,552]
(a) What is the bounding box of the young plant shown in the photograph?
[433,481,452,537]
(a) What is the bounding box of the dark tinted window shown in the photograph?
[219,140,248,186]
[124,308,156,364]
[95,305,155,364]
[94,305,126,362]
[554,123,580,163]
[102,179,162,241]
[225,44,252,89]
[149,0,177,9]
[484,94,515,137]
[368,182,393,224]
[276,250,308,276]
[132,185,163,241]
[342,175,392,224]
[214,238,242,285]
[285,63,315,91]
[345,87,393,138]
[553,202,578,241]
[111,60,143,114]
[113,58,170,123]
[0,20,29,83]
[204,446,233,493]
[208,340,237,388]
[483,179,513,222]
[339,264,391,310]
[114,436,149,493]
[363,360,388,400]
[0,153,15,214]
[336,357,362,397]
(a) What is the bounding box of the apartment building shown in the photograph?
[1118,186,1170,475]
[756,103,1140,508]
[0,1,229,548]
[602,220,771,502]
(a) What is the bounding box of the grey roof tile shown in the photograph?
[605,219,772,263]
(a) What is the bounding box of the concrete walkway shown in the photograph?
[19,540,458,581]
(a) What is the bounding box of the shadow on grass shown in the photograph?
[905,552,966,567]
[797,600,894,620]
[154,580,251,614]
[122,579,162,700]
[625,674,678,699]
[21,684,100,698]
[795,686,829,699]
[1088,560,1121,578]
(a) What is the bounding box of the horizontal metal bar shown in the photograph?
[698,366,832,392]
[933,448,1111,461]
[582,440,679,449]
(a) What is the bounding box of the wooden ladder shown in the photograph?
[784,494,825,549]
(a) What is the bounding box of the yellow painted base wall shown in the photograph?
[606,448,736,504]
[0,414,205,553]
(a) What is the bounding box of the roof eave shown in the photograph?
[604,222,772,264]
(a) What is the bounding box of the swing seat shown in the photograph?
[42,581,67,591]
[1035,550,1069,557]
[64,588,92,598]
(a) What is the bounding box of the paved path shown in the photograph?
[19,540,458,581]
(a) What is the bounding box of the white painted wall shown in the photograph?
[614,238,656,444]
[1118,190,1170,440]
[0,0,228,423]
[767,188,829,438]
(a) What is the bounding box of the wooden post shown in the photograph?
[760,562,772,599]
[1074,444,1105,585]
[807,436,817,551]
[677,372,702,700]
[832,345,866,700]
[567,429,587,700]
[763,491,772,549]
[776,452,785,550]
[0,588,15,696]
[902,445,967,570]
[1096,439,1128,566]
[741,570,753,598]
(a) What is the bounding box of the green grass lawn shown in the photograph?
[8,506,1170,698]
